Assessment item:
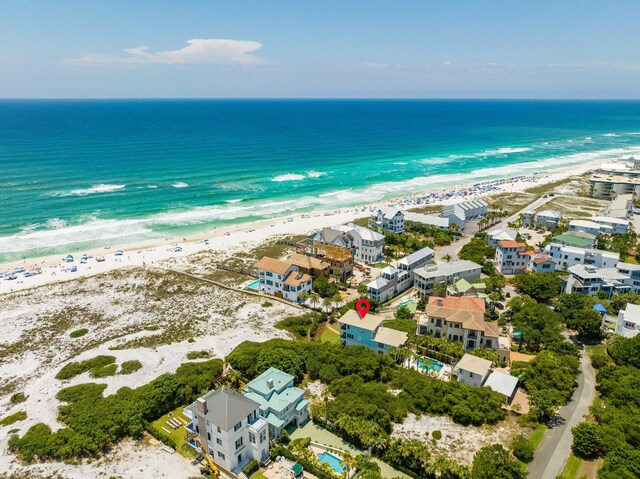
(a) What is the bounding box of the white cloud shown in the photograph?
[72,38,265,65]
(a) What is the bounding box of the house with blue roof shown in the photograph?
[242,367,309,439]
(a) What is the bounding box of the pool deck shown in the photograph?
[405,356,452,381]
[290,422,411,479]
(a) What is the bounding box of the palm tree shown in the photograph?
[443,253,452,263]
[369,435,388,455]
[299,291,309,305]
[332,293,342,310]
[323,296,333,312]
[226,369,243,390]
[339,451,355,478]
[310,293,320,310]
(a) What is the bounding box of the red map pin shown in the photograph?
[355,299,371,319]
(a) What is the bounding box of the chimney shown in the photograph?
[267,378,274,389]
[437,299,443,306]
[196,397,208,415]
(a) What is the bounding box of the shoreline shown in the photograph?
[0,159,601,295]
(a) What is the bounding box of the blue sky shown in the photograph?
[1,0,639,98]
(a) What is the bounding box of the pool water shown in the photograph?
[413,356,444,373]
[317,451,347,474]
[246,279,261,290]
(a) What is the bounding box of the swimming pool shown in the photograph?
[246,279,261,290]
[413,356,444,373]
[317,451,346,474]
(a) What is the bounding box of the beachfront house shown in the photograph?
[441,199,488,230]
[568,219,613,237]
[413,260,483,298]
[338,309,408,354]
[523,209,561,230]
[591,216,629,235]
[416,296,500,350]
[186,386,270,475]
[403,211,450,231]
[487,227,517,248]
[590,171,640,200]
[494,240,529,275]
[242,367,309,439]
[453,354,492,388]
[615,303,640,338]
[547,243,619,271]
[256,257,313,302]
[287,253,331,278]
[370,207,405,233]
[335,223,385,264]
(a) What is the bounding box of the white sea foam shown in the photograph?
[603,133,618,137]
[272,174,307,182]
[55,184,126,197]
[148,185,158,189]
[490,147,532,154]
[225,199,243,203]
[172,182,189,188]
[394,162,408,165]
[306,171,326,178]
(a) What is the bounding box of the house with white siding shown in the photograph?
[256,257,313,302]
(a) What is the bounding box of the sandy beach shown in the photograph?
[0,159,602,296]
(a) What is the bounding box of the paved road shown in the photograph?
[527,350,596,479]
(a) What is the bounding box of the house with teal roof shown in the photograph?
[448,278,486,297]
[242,367,309,439]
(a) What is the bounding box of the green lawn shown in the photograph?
[586,344,607,357]
[557,453,583,479]
[528,424,547,451]
[250,473,269,479]
[623,256,640,265]
[150,405,197,459]
[320,325,340,344]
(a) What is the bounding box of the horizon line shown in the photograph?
[1,97,640,101]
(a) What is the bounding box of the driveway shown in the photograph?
[526,350,596,479]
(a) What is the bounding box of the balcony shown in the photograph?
[186,422,195,434]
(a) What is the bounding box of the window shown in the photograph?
[346,333,354,339]
[218,451,225,459]
[249,432,256,444]
[260,430,267,443]
[234,421,242,432]
[207,432,211,441]
[235,437,243,450]
[266,271,273,277]
[266,279,273,286]
[216,438,222,445]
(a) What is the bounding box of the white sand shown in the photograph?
[0,160,602,296]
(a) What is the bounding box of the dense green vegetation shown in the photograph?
[459,234,497,276]
[9,359,223,461]
[89,363,118,378]
[275,312,326,340]
[510,434,535,463]
[55,355,116,380]
[227,339,506,452]
[471,444,526,479]
[0,411,27,427]
[119,360,143,375]
[312,276,339,298]
[512,350,580,421]
[185,350,210,360]
[553,293,602,339]
[10,392,27,404]
[512,302,564,352]
[69,328,88,338]
[512,272,562,303]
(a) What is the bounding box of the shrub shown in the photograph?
[511,434,535,463]
[57,383,107,403]
[56,355,116,380]
[432,430,442,440]
[69,328,88,338]
[261,301,273,308]
[186,351,210,360]
[243,460,259,477]
[187,338,195,343]
[280,429,290,444]
[90,364,118,378]
[119,360,143,375]
[10,392,27,404]
[0,411,27,426]
[590,352,611,369]
[572,422,601,458]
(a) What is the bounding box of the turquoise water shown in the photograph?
[414,356,445,373]
[2,100,640,262]
[317,451,346,473]
[246,279,260,290]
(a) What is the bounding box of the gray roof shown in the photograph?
[367,276,389,289]
[190,386,260,431]
[311,227,353,246]
[375,207,404,219]
[397,246,435,268]
[484,371,519,398]
[404,212,450,228]
[413,260,482,279]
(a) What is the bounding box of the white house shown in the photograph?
[547,243,619,271]
[523,209,561,230]
[441,199,488,230]
[487,227,517,247]
[403,211,450,230]
[186,387,270,475]
[529,254,556,273]
[483,371,519,403]
[413,260,483,298]
[256,257,313,302]
[397,246,435,272]
[602,194,634,219]
[366,265,412,303]
[335,223,384,264]
[568,219,613,237]
[453,354,492,388]
[563,264,632,297]
[591,216,629,235]
[615,303,640,338]
[370,207,405,233]
[242,367,309,439]
[494,240,529,275]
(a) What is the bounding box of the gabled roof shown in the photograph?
[336,223,384,242]
[245,367,294,396]
[190,386,260,431]
[373,326,408,348]
[283,270,312,287]
[533,256,554,264]
[536,209,561,219]
[367,276,389,290]
[288,253,330,271]
[375,207,404,219]
[313,227,354,245]
[397,246,435,268]
[455,354,492,377]
[338,309,383,331]
[257,257,292,275]
[487,228,517,242]
[484,371,518,398]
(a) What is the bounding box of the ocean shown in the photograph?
[2,99,640,262]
